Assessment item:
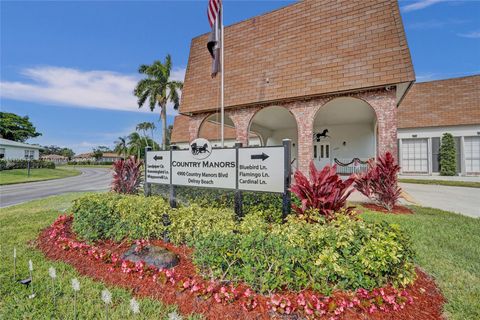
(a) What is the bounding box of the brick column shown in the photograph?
[360,89,398,159]
[288,101,318,174]
[228,107,260,146]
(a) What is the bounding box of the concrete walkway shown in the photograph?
[399,174,480,182]
[349,182,479,218]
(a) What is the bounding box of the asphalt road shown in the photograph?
[400,183,480,218]
[0,167,112,208]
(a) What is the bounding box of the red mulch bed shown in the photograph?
[37,221,443,320]
[361,203,414,214]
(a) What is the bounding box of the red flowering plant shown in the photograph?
[241,288,258,311]
[269,294,294,315]
[134,239,150,253]
[354,152,401,211]
[111,156,142,194]
[214,285,238,305]
[290,161,356,222]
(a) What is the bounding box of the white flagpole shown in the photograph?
[220,2,225,148]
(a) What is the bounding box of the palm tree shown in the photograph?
[148,122,156,144]
[134,55,183,150]
[135,122,156,150]
[114,136,128,158]
[127,132,143,160]
[127,132,160,160]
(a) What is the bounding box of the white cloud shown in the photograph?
[458,30,480,38]
[0,66,185,115]
[401,0,449,12]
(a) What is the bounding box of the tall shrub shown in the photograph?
[440,133,457,176]
[354,152,401,211]
[111,156,142,194]
[290,162,355,222]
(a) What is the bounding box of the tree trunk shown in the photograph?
[151,129,155,150]
[161,105,167,150]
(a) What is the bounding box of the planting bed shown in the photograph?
[38,215,444,320]
[361,203,414,214]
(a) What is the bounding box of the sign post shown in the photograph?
[169,146,177,209]
[144,147,152,196]
[145,138,292,216]
[234,142,243,219]
[282,139,292,220]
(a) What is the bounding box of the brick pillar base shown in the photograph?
[228,107,260,146]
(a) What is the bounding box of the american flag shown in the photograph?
[208,0,221,27]
[207,0,222,77]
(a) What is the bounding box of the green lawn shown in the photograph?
[399,178,480,188]
[0,193,201,320]
[361,206,480,320]
[0,167,81,185]
[1,193,478,320]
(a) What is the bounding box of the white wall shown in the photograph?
[313,123,375,160]
[398,124,480,176]
[2,146,39,160]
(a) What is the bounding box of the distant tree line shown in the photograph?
[40,145,75,159]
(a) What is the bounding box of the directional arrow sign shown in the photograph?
[251,152,269,161]
[239,147,284,193]
[146,151,170,184]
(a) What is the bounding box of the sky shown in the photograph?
[1,0,479,154]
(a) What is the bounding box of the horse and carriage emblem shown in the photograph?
[189,138,212,160]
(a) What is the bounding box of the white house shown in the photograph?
[0,138,41,160]
[41,154,68,164]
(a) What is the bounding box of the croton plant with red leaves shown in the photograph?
[290,161,355,222]
[111,156,142,194]
[46,214,414,319]
[354,152,401,211]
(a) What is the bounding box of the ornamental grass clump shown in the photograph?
[354,152,401,211]
[111,156,142,194]
[290,161,355,222]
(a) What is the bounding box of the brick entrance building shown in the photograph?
[171,0,415,174]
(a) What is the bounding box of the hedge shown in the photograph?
[71,193,416,294]
[0,159,55,171]
[72,193,169,242]
[193,214,416,293]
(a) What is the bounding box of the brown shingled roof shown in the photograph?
[171,115,258,143]
[398,75,480,129]
[180,0,415,114]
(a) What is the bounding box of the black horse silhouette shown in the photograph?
[190,142,211,155]
[314,129,330,141]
